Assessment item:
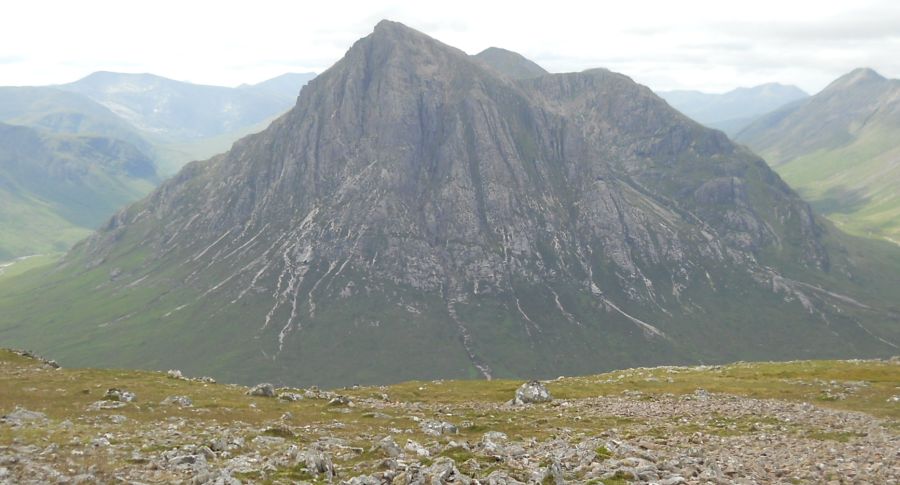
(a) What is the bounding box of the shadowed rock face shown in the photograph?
[6,21,898,386]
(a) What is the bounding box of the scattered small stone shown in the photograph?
[90,435,111,447]
[109,415,127,424]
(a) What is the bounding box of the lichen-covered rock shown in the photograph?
[376,436,402,457]
[303,449,334,479]
[87,400,126,411]
[513,380,552,405]
[0,407,46,426]
[420,419,458,436]
[161,395,193,407]
[246,383,275,397]
[104,388,136,402]
[277,392,303,401]
[327,395,351,407]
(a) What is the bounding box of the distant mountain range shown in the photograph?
[1,21,896,387]
[658,84,809,135]
[58,71,315,142]
[0,71,315,260]
[737,68,900,244]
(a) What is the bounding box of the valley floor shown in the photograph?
[1,350,898,484]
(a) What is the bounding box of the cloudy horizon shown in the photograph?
[3,0,898,95]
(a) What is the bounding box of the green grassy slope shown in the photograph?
[0,219,896,388]
[737,69,900,243]
[0,349,896,483]
[0,124,157,260]
[774,126,900,242]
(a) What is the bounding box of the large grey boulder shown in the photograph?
[513,380,552,405]
[104,388,136,402]
[246,383,276,397]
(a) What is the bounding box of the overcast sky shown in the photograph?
[2,0,898,94]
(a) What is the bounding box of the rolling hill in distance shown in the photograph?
[0,71,315,260]
[0,122,157,259]
[0,21,897,388]
[658,83,809,136]
[58,71,316,142]
[736,68,900,244]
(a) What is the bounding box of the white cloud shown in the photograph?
[1,0,898,93]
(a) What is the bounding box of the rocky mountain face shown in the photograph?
[238,72,319,104]
[60,71,316,141]
[1,21,897,387]
[0,122,157,259]
[736,68,900,242]
[659,83,808,135]
[473,47,548,79]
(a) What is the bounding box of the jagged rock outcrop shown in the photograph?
[0,21,897,386]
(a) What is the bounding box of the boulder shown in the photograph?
[513,380,552,405]
[161,395,193,407]
[376,436,402,457]
[327,395,351,406]
[277,392,304,402]
[303,450,334,479]
[0,407,47,426]
[104,388,136,402]
[420,419,458,436]
[87,400,127,411]
[247,383,276,397]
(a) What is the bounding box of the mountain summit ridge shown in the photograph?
[1,22,897,386]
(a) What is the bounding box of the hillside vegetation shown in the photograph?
[1,349,897,483]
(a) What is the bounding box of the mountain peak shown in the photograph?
[826,68,886,91]
[368,19,433,45]
[5,20,895,388]
[474,47,548,80]
[373,19,410,33]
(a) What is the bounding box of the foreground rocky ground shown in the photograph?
[1,350,898,484]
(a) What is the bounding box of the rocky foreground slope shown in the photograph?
[1,350,897,484]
